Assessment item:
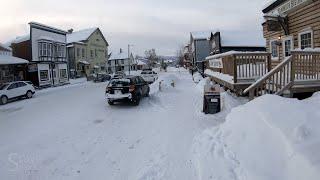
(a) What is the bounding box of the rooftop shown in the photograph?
[0,55,29,65]
[29,22,67,35]
[191,31,213,40]
[67,28,98,44]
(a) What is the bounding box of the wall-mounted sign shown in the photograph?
[209,58,223,69]
[269,0,308,15]
[28,64,38,72]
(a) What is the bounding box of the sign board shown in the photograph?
[28,64,38,72]
[266,20,282,32]
[209,58,223,69]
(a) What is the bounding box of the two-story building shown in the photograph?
[107,49,136,73]
[0,43,28,84]
[9,22,69,88]
[67,28,109,78]
[190,31,211,74]
[262,0,320,66]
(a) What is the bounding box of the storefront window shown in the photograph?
[40,70,49,81]
[60,69,67,79]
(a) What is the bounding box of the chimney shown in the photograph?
[67,29,73,34]
[120,48,123,53]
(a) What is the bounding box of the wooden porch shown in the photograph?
[204,51,271,94]
[205,50,320,99]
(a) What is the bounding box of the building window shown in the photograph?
[60,69,67,79]
[82,48,85,58]
[47,43,52,57]
[77,48,80,57]
[270,40,278,59]
[283,36,293,57]
[90,50,94,58]
[299,30,313,49]
[95,49,97,57]
[121,60,124,64]
[40,70,49,81]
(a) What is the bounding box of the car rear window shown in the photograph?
[109,79,131,87]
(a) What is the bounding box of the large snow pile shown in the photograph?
[193,72,203,83]
[193,93,320,180]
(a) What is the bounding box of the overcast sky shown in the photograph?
[0,0,270,56]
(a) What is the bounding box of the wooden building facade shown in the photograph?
[262,0,320,67]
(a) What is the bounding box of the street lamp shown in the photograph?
[128,44,134,75]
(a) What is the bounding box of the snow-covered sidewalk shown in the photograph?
[0,68,245,180]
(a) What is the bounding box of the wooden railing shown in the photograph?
[207,52,271,83]
[292,51,320,81]
[244,50,320,99]
[244,56,293,100]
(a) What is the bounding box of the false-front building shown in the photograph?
[10,22,69,88]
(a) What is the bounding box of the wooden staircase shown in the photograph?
[244,50,320,100]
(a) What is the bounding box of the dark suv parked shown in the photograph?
[105,76,150,106]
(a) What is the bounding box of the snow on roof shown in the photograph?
[0,55,29,65]
[109,51,130,61]
[191,31,212,40]
[67,28,97,43]
[206,51,269,60]
[9,35,30,44]
[262,0,278,10]
[79,60,90,65]
[0,43,12,51]
[137,60,146,65]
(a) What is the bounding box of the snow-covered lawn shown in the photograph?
[0,68,245,180]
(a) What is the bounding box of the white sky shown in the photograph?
[0,0,271,56]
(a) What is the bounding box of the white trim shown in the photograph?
[270,39,279,60]
[282,36,294,58]
[298,29,314,49]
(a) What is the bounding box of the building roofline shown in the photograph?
[262,0,286,13]
[29,22,67,35]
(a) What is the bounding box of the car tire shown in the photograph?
[26,90,33,99]
[132,96,140,106]
[108,100,114,105]
[0,95,8,105]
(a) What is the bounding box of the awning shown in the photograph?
[0,55,29,65]
[79,60,90,65]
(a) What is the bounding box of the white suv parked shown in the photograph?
[140,70,158,84]
[0,81,36,105]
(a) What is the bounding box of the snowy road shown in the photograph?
[0,68,244,180]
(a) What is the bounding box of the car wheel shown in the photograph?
[132,96,140,106]
[108,100,114,105]
[26,90,33,99]
[0,96,8,105]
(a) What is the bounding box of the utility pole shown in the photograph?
[128,44,134,75]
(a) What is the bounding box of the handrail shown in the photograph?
[243,56,292,94]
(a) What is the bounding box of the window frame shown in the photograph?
[270,39,279,60]
[39,70,49,82]
[282,36,294,58]
[298,29,313,49]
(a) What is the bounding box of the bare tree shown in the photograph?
[176,44,185,67]
[145,49,158,67]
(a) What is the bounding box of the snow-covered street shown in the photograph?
[0,68,245,180]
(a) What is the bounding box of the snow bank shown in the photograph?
[193,93,320,180]
[193,72,203,83]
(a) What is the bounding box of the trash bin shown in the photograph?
[203,85,221,114]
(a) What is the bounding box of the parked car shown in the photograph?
[105,76,150,106]
[112,72,126,80]
[140,70,158,83]
[0,81,36,105]
[94,73,111,83]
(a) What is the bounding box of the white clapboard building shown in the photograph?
[9,22,69,88]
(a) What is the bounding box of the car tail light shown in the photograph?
[129,85,135,92]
